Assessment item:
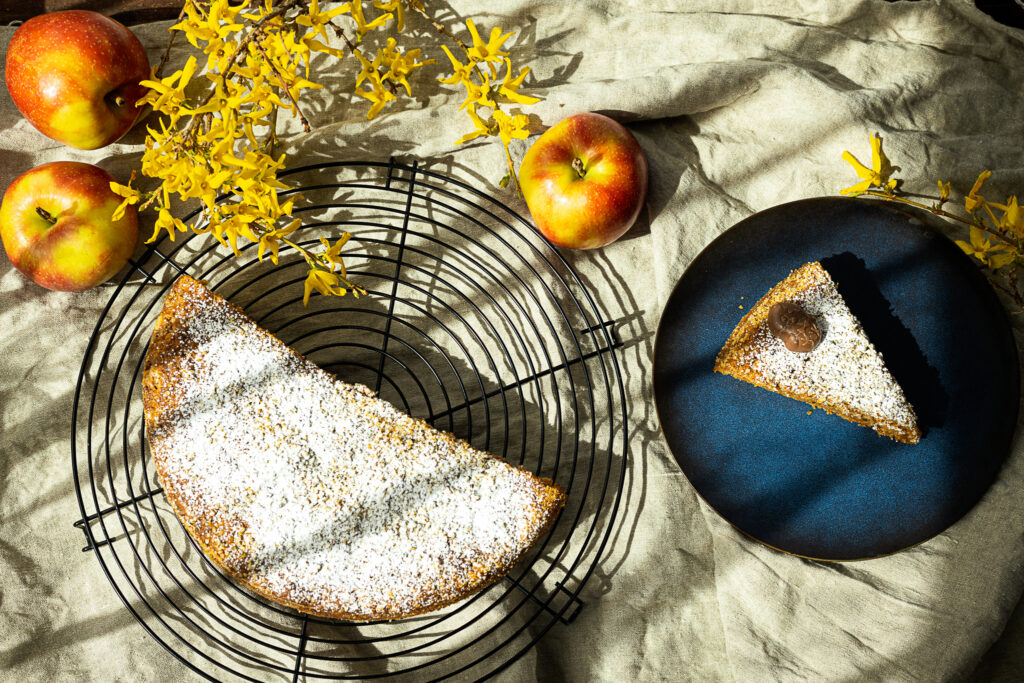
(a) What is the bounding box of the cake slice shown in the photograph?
[142,276,566,621]
[714,262,921,444]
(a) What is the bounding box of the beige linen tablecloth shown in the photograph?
[3,0,1024,680]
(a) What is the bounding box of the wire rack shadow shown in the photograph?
[71,159,628,681]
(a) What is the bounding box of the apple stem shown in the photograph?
[572,157,586,179]
[36,207,57,225]
[114,96,126,108]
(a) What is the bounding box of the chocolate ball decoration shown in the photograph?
[767,301,821,353]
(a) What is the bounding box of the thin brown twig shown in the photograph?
[265,106,279,155]
[500,134,521,196]
[279,236,366,294]
[985,273,1024,309]
[328,20,359,53]
[178,0,305,144]
[251,32,312,132]
[402,0,467,50]
[155,1,192,79]
[1006,268,1024,308]
[138,193,159,211]
[860,186,1024,313]
[859,190,1016,248]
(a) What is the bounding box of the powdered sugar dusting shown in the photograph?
[737,269,918,437]
[144,277,564,620]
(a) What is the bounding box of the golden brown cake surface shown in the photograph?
[142,276,566,621]
[714,262,921,444]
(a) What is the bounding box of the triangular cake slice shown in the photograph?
[714,262,921,444]
[142,276,566,621]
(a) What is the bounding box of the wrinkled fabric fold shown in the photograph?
[2,1,1023,680]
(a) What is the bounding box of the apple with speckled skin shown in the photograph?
[5,10,150,150]
[518,112,648,249]
[0,162,138,291]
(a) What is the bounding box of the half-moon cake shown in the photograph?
[142,275,566,621]
[714,261,921,444]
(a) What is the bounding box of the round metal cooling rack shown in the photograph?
[71,159,627,681]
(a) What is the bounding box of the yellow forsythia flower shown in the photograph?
[319,233,353,276]
[492,109,530,146]
[438,45,473,85]
[131,0,509,303]
[214,210,261,256]
[349,0,391,35]
[965,170,992,213]
[374,0,405,31]
[171,1,238,48]
[296,0,353,41]
[465,19,511,67]
[498,58,540,105]
[459,69,495,110]
[257,218,301,264]
[955,225,1015,269]
[354,47,383,87]
[109,180,141,221]
[992,196,1024,238]
[456,103,492,145]
[139,56,200,114]
[352,48,395,119]
[840,133,897,196]
[187,78,244,115]
[304,269,345,306]
[147,208,186,244]
[354,82,394,119]
[379,38,434,96]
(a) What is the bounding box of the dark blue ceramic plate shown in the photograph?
[653,197,1019,560]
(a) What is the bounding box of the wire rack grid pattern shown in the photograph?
[71,159,627,681]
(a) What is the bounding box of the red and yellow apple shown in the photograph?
[0,162,138,292]
[5,10,150,150]
[518,112,648,249]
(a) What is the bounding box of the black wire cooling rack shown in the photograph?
[70,159,627,681]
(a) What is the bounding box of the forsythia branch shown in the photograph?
[125,0,542,305]
[841,133,1024,312]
